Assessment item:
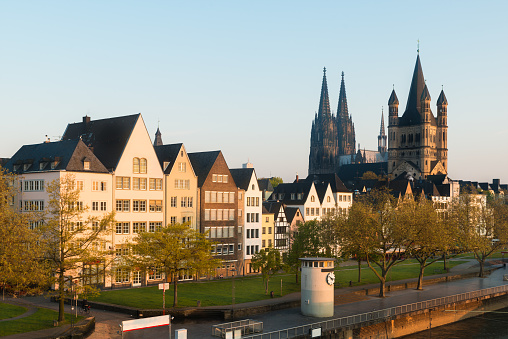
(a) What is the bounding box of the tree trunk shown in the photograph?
[479,259,485,278]
[443,253,448,271]
[173,273,178,307]
[378,278,386,297]
[58,267,65,322]
[265,277,269,295]
[416,265,424,290]
[357,258,362,282]
[295,270,299,284]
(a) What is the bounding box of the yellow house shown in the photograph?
[154,143,198,231]
[261,205,274,250]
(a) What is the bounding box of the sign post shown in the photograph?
[159,283,170,315]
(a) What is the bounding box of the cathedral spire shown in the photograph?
[317,67,332,119]
[337,71,348,116]
[380,108,386,136]
[378,108,387,154]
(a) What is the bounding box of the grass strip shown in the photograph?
[0,308,82,336]
[0,302,27,320]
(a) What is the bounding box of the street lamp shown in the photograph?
[230,268,236,320]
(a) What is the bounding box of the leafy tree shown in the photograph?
[361,171,378,180]
[269,177,283,188]
[342,189,413,297]
[401,197,453,290]
[251,247,282,295]
[451,194,508,277]
[127,223,219,307]
[0,167,50,298]
[43,175,114,321]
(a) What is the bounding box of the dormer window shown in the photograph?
[84,161,90,170]
[51,161,59,169]
[297,193,303,200]
[39,162,48,170]
[291,193,295,200]
[23,163,32,171]
[163,162,170,171]
[13,165,20,171]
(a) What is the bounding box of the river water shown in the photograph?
[402,306,508,338]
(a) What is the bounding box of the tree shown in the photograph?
[401,197,453,290]
[0,167,50,298]
[361,171,379,180]
[341,189,413,297]
[451,194,508,277]
[127,223,219,307]
[43,174,114,322]
[251,247,282,295]
[269,177,283,188]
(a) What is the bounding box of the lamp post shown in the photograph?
[230,268,236,320]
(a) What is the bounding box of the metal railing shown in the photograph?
[243,284,508,339]
[212,319,263,338]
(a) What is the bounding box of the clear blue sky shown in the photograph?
[1,1,507,184]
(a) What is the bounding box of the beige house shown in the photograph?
[154,143,198,231]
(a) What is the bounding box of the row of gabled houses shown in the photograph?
[2,113,353,288]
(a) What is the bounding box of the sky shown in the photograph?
[1,1,507,184]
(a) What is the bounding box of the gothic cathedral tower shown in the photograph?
[336,72,356,157]
[387,54,448,179]
[309,68,339,175]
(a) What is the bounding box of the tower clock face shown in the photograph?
[326,272,335,286]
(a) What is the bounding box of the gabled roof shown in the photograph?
[263,201,287,220]
[4,139,108,174]
[154,143,183,174]
[62,114,140,170]
[230,168,255,191]
[337,162,388,184]
[187,151,222,187]
[285,207,302,224]
[302,173,350,193]
[258,178,274,192]
[314,182,330,204]
[268,182,313,205]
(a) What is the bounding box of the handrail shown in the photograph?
[243,284,508,339]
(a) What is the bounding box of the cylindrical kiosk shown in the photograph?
[300,257,335,317]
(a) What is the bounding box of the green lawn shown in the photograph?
[0,302,27,320]
[0,308,81,337]
[92,260,467,309]
[456,250,508,260]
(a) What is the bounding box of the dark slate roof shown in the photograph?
[4,139,108,174]
[285,207,302,224]
[478,182,491,191]
[352,179,379,192]
[62,114,140,171]
[230,168,255,191]
[258,178,274,192]
[262,205,270,214]
[187,151,221,187]
[154,143,183,174]
[301,173,350,193]
[0,158,10,167]
[263,201,286,220]
[388,89,399,105]
[398,55,437,127]
[268,182,313,205]
[337,162,388,184]
[427,175,447,184]
[437,90,448,105]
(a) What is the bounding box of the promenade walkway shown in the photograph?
[2,259,506,338]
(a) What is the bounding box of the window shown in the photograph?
[156,179,163,190]
[181,197,187,208]
[77,180,84,191]
[229,192,235,202]
[327,196,331,202]
[140,158,147,173]
[306,208,309,215]
[310,195,315,202]
[171,196,177,207]
[178,162,186,172]
[123,222,130,234]
[265,217,269,222]
[149,200,162,212]
[92,222,99,231]
[204,209,210,221]
[133,158,140,173]
[268,227,272,234]
[116,177,130,189]
[223,175,228,183]
[133,178,140,190]
[115,268,130,283]
[92,181,107,191]
[212,174,217,182]
[262,240,266,247]
[262,227,266,234]
[256,197,259,206]
[116,200,130,212]
[115,222,122,234]
[23,200,44,211]
[83,161,90,170]
[311,208,314,216]
[171,216,176,224]
[175,179,190,189]
[92,201,99,211]
[188,197,193,208]
[149,222,155,232]
[133,200,146,212]
[133,222,140,233]
[149,178,156,190]
[23,180,44,192]
[140,178,147,190]
[247,197,251,206]
[229,209,235,220]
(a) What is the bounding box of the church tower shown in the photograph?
[336,72,356,156]
[378,109,387,154]
[153,127,163,146]
[387,54,448,179]
[309,68,339,175]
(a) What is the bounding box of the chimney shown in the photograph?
[493,179,500,186]
[83,115,91,124]
[295,174,299,183]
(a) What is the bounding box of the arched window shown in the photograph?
[310,195,315,202]
[133,158,140,173]
[327,196,331,202]
[140,158,147,173]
